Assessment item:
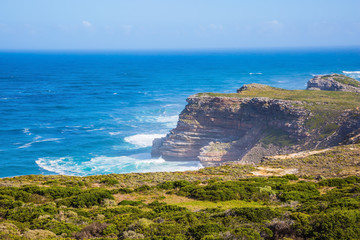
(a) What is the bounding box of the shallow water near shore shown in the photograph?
[1,48,360,177]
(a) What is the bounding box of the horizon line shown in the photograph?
[1,45,360,54]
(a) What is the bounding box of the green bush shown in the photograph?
[229,207,280,222]
[234,227,262,240]
[310,210,360,239]
[118,200,143,206]
[318,178,347,187]
[31,218,80,236]
[57,189,113,208]
[135,185,152,192]
[282,174,299,180]
[277,182,319,202]
[116,187,133,194]
[188,224,225,240]
[100,178,120,186]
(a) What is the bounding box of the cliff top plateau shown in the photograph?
[152,74,360,166]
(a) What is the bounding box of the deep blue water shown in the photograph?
[1,49,360,178]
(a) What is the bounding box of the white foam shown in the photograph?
[18,137,63,149]
[86,127,106,132]
[249,72,263,75]
[36,155,203,176]
[342,71,360,74]
[342,71,360,79]
[155,115,179,123]
[124,134,166,148]
[109,131,122,136]
[23,128,32,135]
[34,135,42,140]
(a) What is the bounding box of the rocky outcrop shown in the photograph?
[307,74,360,93]
[152,83,360,166]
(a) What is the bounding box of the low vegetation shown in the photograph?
[262,143,360,178]
[1,144,360,239]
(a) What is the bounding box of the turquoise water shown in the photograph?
[1,49,359,177]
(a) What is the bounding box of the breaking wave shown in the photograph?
[36,154,203,176]
[342,71,360,79]
[124,134,166,148]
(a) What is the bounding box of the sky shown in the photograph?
[0,0,360,50]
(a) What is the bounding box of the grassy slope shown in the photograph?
[261,143,360,178]
[196,85,360,109]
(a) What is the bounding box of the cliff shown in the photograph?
[307,73,360,93]
[152,81,360,166]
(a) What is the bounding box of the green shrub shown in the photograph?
[100,178,120,186]
[153,205,188,214]
[277,182,319,202]
[282,174,299,180]
[118,200,143,206]
[114,187,133,194]
[229,207,280,222]
[158,181,175,190]
[7,206,45,222]
[318,178,347,187]
[234,227,261,240]
[310,210,360,239]
[188,224,225,240]
[135,185,152,192]
[57,189,113,208]
[31,218,80,236]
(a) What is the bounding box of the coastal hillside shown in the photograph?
[152,75,360,166]
[1,144,360,239]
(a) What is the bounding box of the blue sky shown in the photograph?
[0,0,360,50]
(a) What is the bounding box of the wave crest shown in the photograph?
[342,71,360,79]
[36,155,203,176]
[124,134,166,148]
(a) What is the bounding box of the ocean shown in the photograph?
[1,48,360,178]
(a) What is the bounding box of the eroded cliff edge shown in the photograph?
[152,75,360,166]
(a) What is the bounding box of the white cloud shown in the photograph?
[82,21,92,28]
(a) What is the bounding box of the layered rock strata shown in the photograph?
[152,79,360,166]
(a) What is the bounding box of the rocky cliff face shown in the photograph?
[152,82,360,166]
[307,74,360,93]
